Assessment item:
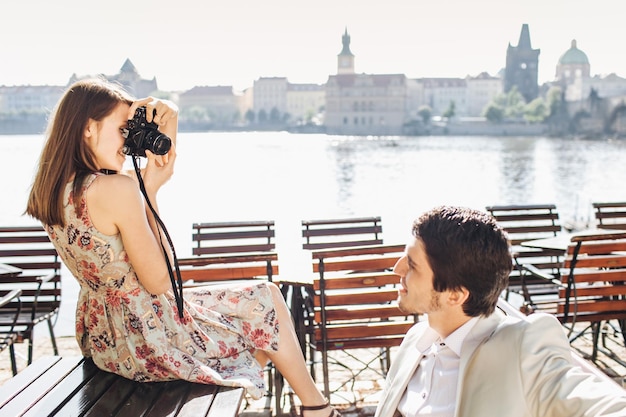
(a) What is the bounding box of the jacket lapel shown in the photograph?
[376,324,433,417]
[454,309,508,415]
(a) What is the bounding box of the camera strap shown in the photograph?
[131,156,185,319]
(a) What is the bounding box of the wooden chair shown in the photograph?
[177,220,281,412]
[526,232,626,363]
[0,289,22,376]
[178,220,278,284]
[485,204,564,304]
[0,226,60,366]
[301,216,383,250]
[307,244,417,401]
[593,201,626,230]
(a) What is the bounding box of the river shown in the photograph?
[3,131,626,335]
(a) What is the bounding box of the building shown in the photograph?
[177,85,246,128]
[105,59,158,98]
[286,83,325,125]
[504,24,540,102]
[324,29,408,135]
[252,77,289,123]
[466,72,503,117]
[419,77,468,117]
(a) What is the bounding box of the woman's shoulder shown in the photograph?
[90,173,137,193]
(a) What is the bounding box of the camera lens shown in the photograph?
[147,133,172,155]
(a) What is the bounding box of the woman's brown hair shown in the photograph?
[25,78,133,226]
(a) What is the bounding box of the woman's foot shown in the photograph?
[301,401,341,417]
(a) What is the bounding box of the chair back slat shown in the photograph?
[593,201,626,230]
[302,217,383,250]
[558,235,626,324]
[486,204,563,303]
[180,221,278,284]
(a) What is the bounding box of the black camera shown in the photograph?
[122,106,171,157]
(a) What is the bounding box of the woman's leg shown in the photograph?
[259,283,335,417]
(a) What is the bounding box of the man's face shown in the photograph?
[394,236,443,315]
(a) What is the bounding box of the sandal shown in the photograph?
[300,401,341,417]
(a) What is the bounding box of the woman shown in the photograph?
[26,78,338,417]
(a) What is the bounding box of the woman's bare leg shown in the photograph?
[258,283,334,417]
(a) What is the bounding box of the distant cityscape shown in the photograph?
[1,24,626,137]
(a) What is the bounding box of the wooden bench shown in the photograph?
[593,201,626,230]
[0,356,244,417]
[178,221,279,284]
[301,216,383,250]
[0,226,61,366]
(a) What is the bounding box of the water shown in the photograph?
[3,131,626,335]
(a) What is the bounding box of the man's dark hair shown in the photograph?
[412,205,512,316]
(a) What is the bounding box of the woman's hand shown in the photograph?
[142,144,177,197]
[127,97,179,195]
[128,96,179,150]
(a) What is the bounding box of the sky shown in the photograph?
[1,0,624,92]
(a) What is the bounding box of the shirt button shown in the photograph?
[422,392,426,399]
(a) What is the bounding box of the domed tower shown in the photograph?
[504,24,540,102]
[337,27,355,75]
[555,40,590,84]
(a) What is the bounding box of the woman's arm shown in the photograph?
[88,174,173,294]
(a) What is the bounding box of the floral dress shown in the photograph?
[46,173,279,399]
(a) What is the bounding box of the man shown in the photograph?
[375,205,626,417]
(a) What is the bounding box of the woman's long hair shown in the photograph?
[25,78,133,227]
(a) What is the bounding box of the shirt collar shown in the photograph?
[417,316,479,356]
[443,316,479,356]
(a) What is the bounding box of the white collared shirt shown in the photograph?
[397,317,479,417]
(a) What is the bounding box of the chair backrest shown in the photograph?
[179,221,278,284]
[192,220,276,256]
[0,226,61,329]
[486,204,564,296]
[486,204,562,246]
[310,244,415,351]
[592,201,626,230]
[558,232,626,324]
[301,216,383,250]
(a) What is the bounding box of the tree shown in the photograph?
[524,98,547,123]
[443,101,456,119]
[245,109,255,124]
[503,87,526,119]
[269,107,281,123]
[417,105,432,125]
[483,104,504,123]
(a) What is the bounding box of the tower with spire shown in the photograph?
[337,28,355,75]
[504,24,540,102]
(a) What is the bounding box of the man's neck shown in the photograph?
[428,310,472,338]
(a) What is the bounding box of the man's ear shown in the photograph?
[447,286,469,307]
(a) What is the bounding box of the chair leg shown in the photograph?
[27,336,33,365]
[9,344,17,375]
[591,322,600,362]
[322,350,330,400]
[48,318,58,355]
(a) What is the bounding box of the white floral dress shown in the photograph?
[46,173,279,399]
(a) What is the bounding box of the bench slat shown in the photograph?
[0,357,244,417]
[0,356,83,417]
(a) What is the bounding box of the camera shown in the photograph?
[122,106,171,157]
